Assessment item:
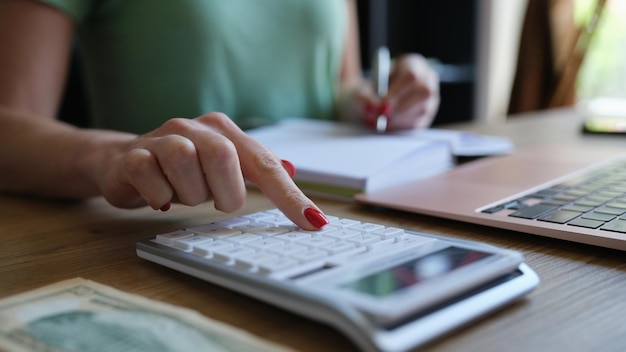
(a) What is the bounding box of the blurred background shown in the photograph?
[357,0,625,125]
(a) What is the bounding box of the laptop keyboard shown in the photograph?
[482,160,626,233]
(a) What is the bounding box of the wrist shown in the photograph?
[75,129,135,198]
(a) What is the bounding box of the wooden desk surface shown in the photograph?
[2,108,626,351]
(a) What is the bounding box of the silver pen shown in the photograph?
[373,46,391,133]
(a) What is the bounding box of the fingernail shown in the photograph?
[304,207,329,229]
[365,102,377,115]
[159,202,171,212]
[281,159,296,178]
[380,100,392,116]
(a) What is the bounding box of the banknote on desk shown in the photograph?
[0,278,292,352]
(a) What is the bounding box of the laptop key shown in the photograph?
[538,210,581,224]
[509,203,558,219]
[600,219,626,233]
[568,218,604,229]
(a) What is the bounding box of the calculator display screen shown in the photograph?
[339,247,493,298]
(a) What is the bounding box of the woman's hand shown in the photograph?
[355,54,440,131]
[95,112,328,230]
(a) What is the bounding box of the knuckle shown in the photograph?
[250,150,282,177]
[215,195,245,213]
[205,137,238,163]
[161,117,194,133]
[122,149,152,180]
[198,112,238,131]
[160,135,196,162]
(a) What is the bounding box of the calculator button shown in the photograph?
[187,225,241,238]
[246,238,286,250]
[351,223,385,232]
[192,240,234,257]
[326,228,362,239]
[345,233,382,245]
[210,217,251,228]
[234,252,280,271]
[317,241,358,254]
[173,235,212,251]
[375,227,405,238]
[224,234,264,243]
[290,249,329,262]
[249,227,293,236]
[257,257,300,276]
[211,246,256,264]
[268,243,309,256]
[275,231,311,241]
[296,236,336,247]
[232,224,270,233]
[155,230,194,246]
[329,218,360,227]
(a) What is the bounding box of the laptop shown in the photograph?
[355,144,626,251]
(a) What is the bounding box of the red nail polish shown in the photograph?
[160,202,171,212]
[379,100,392,116]
[281,159,296,178]
[304,207,329,229]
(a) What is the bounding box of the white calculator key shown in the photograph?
[318,242,364,256]
[257,258,327,279]
[234,252,280,271]
[367,237,396,248]
[330,218,360,227]
[173,235,212,251]
[290,249,329,262]
[317,240,356,253]
[155,230,194,245]
[296,235,336,248]
[275,231,311,241]
[260,216,295,227]
[257,257,300,276]
[268,243,309,256]
[396,233,435,246]
[346,233,382,245]
[211,246,256,264]
[246,238,286,250]
[192,240,234,257]
[351,223,385,232]
[187,225,241,238]
[224,234,264,243]
[232,224,270,233]
[250,227,293,236]
[326,228,362,240]
[375,227,405,238]
[328,238,433,266]
[211,217,250,228]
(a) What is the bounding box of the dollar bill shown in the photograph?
[0,278,293,352]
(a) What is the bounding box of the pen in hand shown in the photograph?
[373,46,391,134]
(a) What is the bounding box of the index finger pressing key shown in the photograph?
[224,129,329,230]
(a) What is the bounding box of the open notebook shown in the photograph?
[247,118,512,199]
[356,144,626,251]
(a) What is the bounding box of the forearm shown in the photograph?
[0,108,134,200]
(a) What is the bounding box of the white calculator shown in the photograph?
[136,209,539,352]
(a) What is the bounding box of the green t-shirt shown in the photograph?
[39,0,347,133]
